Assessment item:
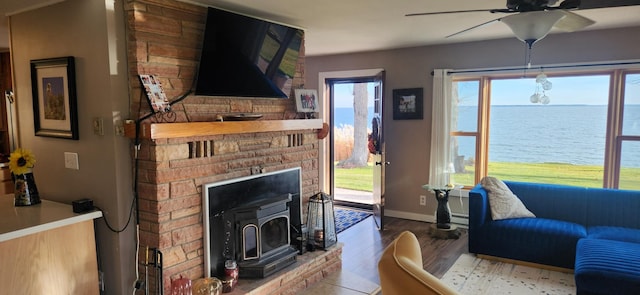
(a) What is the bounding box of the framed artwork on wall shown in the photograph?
[392,88,423,120]
[30,56,79,140]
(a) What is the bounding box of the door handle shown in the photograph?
[375,161,390,166]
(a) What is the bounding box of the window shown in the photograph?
[450,68,640,190]
[618,73,640,190]
[450,80,480,186]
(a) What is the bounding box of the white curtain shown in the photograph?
[428,69,453,186]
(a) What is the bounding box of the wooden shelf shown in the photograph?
[123,119,323,139]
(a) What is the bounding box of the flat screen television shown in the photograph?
[195,7,304,99]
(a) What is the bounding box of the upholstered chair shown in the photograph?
[377,231,459,295]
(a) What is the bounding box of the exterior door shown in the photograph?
[371,71,386,230]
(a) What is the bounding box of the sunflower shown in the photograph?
[9,148,36,175]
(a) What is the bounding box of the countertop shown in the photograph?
[0,195,102,242]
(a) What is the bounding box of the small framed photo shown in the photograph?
[30,56,79,140]
[139,74,170,113]
[393,88,423,120]
[294,89,319,113]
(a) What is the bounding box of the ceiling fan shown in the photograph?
[407,0,640,44]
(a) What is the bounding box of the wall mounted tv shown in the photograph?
[195,7,304,99]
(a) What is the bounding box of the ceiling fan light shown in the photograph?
[540,95,551,105]
[530,93,540,103]
[501,11,566,43]
[536,73,548,83]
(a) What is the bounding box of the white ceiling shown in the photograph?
[1,0,640,55]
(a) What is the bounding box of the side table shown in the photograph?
[422,184,462,239]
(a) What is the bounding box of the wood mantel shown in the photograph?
[123,119,323,139]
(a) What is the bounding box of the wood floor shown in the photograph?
[337,214,469,284]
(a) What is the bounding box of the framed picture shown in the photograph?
[392,88,423,120]
[30,56,79,140]
[294,89,319,113]
[139,74,171,113]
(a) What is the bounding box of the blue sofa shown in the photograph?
[469,181,640,294]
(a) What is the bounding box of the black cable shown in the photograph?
[94,200,136,233]
[137,89,193,123]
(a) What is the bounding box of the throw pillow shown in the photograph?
[480,176,535,220]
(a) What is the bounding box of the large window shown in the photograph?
[450,69,640,190]
[619,73,640,189]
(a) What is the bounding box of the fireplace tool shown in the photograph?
[144,247,164,295]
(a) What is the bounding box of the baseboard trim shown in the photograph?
[384,209,468,228]
[476,254,574,274]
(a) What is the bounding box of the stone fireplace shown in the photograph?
[131,123,340,294]
[125,1,340,293]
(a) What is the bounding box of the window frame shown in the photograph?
[451,68,640,189]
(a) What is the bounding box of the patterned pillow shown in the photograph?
[480,176,535,220]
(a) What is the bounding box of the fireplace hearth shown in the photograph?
[203,168,303,279]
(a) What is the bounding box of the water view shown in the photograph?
[456,104,640,168]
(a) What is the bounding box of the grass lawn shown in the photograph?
[335,162,640,191]
[334,163,374,192]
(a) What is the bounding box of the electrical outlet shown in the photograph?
[419,195,426,206]
[93,117,104,136]
[115,120,125,136]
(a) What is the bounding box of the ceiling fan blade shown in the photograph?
[553,10,595,32]
[577,0,640,9]
[446,17,502,38]
[405,9,493,17]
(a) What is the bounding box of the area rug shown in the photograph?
[334,207,372,233]
[441,254,575,295]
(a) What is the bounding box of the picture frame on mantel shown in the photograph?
[392,88,423,120]
[30,56,79,140]
[294,89,319,113]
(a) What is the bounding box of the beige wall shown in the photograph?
[9,0,134,294]
[306,26,640,220]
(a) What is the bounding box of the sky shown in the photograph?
[333,82,375,108]
[458,73,640,106]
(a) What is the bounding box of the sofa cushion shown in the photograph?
[472,217,586,269]
[481,176,535,220]
[575,238,640,295]
[588,226,640,244]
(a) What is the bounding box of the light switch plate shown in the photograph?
[64,152,79,170]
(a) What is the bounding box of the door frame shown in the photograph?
[317,69,385,196]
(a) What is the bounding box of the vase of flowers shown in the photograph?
[9,148,40,206]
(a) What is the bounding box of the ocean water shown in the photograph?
[335,105,640,168]
[333,107,375,128]
[457,105,640,168]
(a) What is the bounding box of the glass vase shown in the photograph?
[13,169,41,206]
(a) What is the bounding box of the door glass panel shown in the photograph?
[619,140,640,190]
[333,82,375,205]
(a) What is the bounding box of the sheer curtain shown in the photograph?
[428,69,453,186]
